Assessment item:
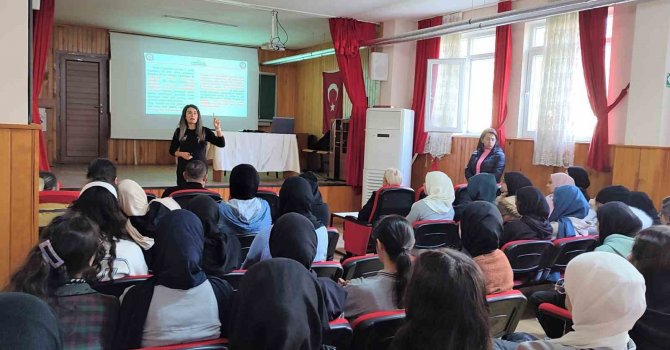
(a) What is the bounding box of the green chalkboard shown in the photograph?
[259,73,276,120]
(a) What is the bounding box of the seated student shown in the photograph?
[86,158,118,185]
[454,172,498,220]
[660,196,670,225]
[161,160,208,198]
[595,185,653,229]
[567,166,591,201]
[243,176,328,268]
[391,250,516,350]
[218,164,272,235]
[406,171,455,224]
[496,172,533,222]
[114,210,234,349]
[358,167,402,222]
[629,226,670,350]
[0,293,62,350]
[340,215,414,319]
[630,191,662,225]
[5,214,119,349]
[229,258,329,350]
[184,195,241,276]
[460,201,513,294]
[39,171,59,191]
[548,185,593,238]
[70,182,148,280]
[269,213,346,320]
[545,173,575,214]
[595,201,642,258]
[117,179,179,240]
[518,252,646,350]
[500,186,553,247]
[300,171,330,226]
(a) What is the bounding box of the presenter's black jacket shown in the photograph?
[464,145,506,183]
[169,127,225,162]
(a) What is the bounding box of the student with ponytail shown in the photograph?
[341,215,414,318]
[4,214,119,349]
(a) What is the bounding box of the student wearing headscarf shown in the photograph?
[358,168,402,222]
[496,172,533,221]
[595,202,642,258]
[545,173,575,213]
[269,213,346,320]
[548,185,593,238]
[596,185,653,229]
[228,258,330,350]
[629,191,662,225]
[219,164,272,235]
[114,210,234,349]
[184,195,242,276]
[118,179,178,240]
[629,226,670,350]
[242,176,328,268]
[567,167,591,201]
[406,171,455,224]
[660,196,670,225]
[460,201,513,294]
[0,293,62,350]
[500,187,553,247]
[519,252,646,350]
[454,173,498,221]
[300,171,330,227]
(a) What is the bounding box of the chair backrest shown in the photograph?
[137,338,228,349]
[502,240,554,275]
[342,254,383,280]
[169,189,222,206]
[412,220,460,250]
[311,261,343,281]
[487,290,528,338]
[369,187,415,223]
[326,227,340,261]
[222,270,246,291]
[350,310,406,350]
[550,236,598,270]
[39,190,79,204]
[236,233,256,262]
[256,190,280,223]
[91,274,152,297]
[324,318,353,350]
[270,117,295,134]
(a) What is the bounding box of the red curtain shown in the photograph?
[329,18,377,187]
[580,7,627,172]
[492,0,512,149]
[33,0,55,171]
[410,16,442,155]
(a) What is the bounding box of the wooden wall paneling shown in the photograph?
[611,146,641,190]
[259,49,298,120]
[411,137,480,189]
[0,129,11,282]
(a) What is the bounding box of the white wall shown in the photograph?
[608,3,637,144]
[379,19,417,108]
[0,1,29,124]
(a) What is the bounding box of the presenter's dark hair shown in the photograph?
[179,104,204,143]
[372,215,414,308]
[184,160,208,181]
[477,128,498,150]
[86,158,117,184]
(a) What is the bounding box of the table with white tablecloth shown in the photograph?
[211,132,301,177]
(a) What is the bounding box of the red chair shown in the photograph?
[39,190,79,204]
[311,261,343,281]
[169,189,223,205]
[256,190,280,223]
[342,254,383,280]
[137,338,228,349]
[542,236,598,280]
[538,303,573,337]
[412,220,460,250]
[487,290,527,338]
[91,274,153,297]
[501,240,554,287]
[222,269,246,291]
[350,310,406,350]
[343,187,414,256]
[324,318,353,350]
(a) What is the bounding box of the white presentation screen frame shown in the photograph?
[110,32,259,140]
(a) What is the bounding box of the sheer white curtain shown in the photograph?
[532,13,579,166]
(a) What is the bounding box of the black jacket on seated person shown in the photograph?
[464,145,506,183]
[357,190,376,223]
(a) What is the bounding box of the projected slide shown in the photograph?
[145,53,248,117]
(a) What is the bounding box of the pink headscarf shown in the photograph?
[550,173,575,192]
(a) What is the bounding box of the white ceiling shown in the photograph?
[55,0,500,49]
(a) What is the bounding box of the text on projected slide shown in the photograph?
[145,53,248,117]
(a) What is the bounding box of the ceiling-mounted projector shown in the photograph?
[260,10,287,51]
[261,41,285,51]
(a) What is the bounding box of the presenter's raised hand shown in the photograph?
[213,117,221,130]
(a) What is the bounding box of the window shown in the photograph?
[519,15,613,140]
[425,30,496,134]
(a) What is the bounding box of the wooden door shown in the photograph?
[58,54,108,163]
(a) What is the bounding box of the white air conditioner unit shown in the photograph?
[362,108,414,206]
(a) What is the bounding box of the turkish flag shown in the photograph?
[323,71,343,134]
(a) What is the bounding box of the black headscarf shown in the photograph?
[300,172,330,227]
[229,258,329,350]
[460,201,502,257]
[596,185,631,204]
[279,176,322,228]
[184,195,242,275]
[504,172,532,196]
[516,186,553,239]
[467,173,498,203]
[0,293,62,350]
[597,201,642,244]
[230,164,260,200]
[630,191,661,225]
[568,167,591,200]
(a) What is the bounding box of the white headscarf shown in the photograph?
[80,181,117,198]
[549,252,646,349]
[422,171,455,214]
[113,179,154,250]
[550,173,575,192]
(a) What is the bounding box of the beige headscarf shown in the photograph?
[117,179,154,250]
[422,171,455,214]
[549,252,646,349]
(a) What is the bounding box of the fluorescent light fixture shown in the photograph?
[162,15,238,28]
[261,48,336,65]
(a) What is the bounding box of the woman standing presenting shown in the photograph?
[464,128,506,182]
[169,104,225,186]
